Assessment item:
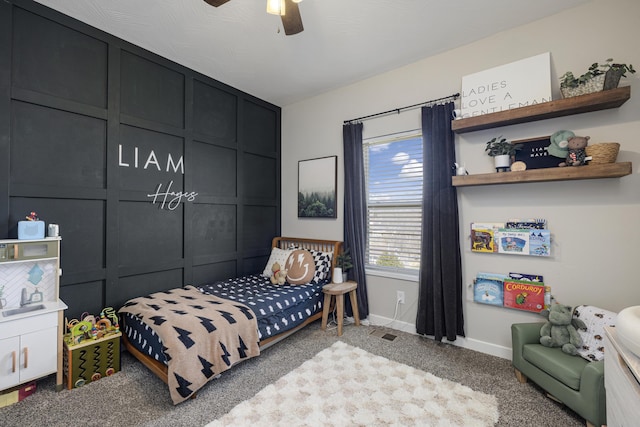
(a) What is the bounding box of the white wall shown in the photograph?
[281,0,640,358]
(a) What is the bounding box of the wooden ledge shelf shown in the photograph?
[452,162,632,187]
[452,86,631,134]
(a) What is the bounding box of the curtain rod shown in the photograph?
[343,93,460,125]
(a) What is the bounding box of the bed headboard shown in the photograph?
[272,237,342,271]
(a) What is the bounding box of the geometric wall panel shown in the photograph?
[193,80,237,143]
[118,201,183,267]
[59,281,104,321]
[112,269,184,310]
[243,153,276,199]
[121,51,185,128]
[192,261,237,287]
[243,205,277,252]
[1,1,280,315]
[192,204,237,258]
[11,101,107,190]
[243,100,277,153]
[192,141,236,197]
[12,8,108,108]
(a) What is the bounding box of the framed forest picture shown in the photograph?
[298,155,337,218]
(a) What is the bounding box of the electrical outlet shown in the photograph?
[396,290,405,304]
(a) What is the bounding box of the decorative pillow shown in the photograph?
[573,305,617,362]
[285,249,315,285]
[308,249,333,284]
[262,247,294,278]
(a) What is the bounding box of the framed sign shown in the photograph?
[298,155,337,218]
[461,52,552,118]
[513,136,563,169]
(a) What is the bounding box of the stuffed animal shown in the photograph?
[269,262,288,285]
[539,304,587,355]
[558,136,590,167]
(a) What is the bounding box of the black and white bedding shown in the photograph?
[122,274,326,365]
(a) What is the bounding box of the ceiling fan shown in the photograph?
[203,0,304,36]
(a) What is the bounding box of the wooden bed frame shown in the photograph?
[121,236,342,385]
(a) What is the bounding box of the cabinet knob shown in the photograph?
[12,350,16,373]
[23,347,28,369]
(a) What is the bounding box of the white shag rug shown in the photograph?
[205,341,499,426]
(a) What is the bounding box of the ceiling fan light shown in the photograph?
[266,0,286,15]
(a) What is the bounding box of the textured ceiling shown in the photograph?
[34,0,590,106]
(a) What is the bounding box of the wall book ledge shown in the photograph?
[452,162,632,187]
[452,86,631,134]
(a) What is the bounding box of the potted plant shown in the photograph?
[599,58,636,90]
[560,59,636,97]
[485,136,522,172]
[334,249,353,283]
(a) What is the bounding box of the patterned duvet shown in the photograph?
[122,274,325,364]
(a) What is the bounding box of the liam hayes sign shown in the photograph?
[460,53,552,118]
[118,144,198,210]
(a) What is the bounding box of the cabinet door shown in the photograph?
[19,327,58,383]
[0,336,20,390]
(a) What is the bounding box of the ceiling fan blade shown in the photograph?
[203,0,231,7]
[281,0,304,35]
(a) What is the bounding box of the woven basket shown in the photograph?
[586,142,620,164]
[560,74,606,98]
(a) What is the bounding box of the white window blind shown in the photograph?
[363,132,423,274]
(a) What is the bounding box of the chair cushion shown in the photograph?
[523,344,588,390]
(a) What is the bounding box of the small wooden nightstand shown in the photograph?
[321,281,360,336]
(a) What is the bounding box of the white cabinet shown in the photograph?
[604,326,640,427]
[0,238,66,391]
[0,310,59,390]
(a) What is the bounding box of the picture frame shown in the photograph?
[298,155,337,218]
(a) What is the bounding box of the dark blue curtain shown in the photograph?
[342,122,369,318]
[416,102,464,341]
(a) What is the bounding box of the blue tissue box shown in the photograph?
[18,221,45,240]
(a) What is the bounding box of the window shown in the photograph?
[363,131,422,275]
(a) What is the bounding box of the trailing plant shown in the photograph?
[599,58,636,77]
[485,136,522,157]
[560,58,635,88]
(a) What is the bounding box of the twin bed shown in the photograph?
[119,237,341,403]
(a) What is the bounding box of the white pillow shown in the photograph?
[262,247,294,278]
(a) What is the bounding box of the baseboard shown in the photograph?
[368,314,416,334]
[368,314,512,360]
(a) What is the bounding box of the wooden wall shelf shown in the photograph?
[452,162,632,187]
[452,87,631,134]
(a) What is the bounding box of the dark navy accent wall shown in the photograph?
[0,1,281,319]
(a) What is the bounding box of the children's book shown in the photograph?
[528,229,551,256]
[470,222,503,253]
[497,229,530,255]
[505,218,547,230]
[509,272,544,283]
[503,279,545,313]
[473,272,506,306]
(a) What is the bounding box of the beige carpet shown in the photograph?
[206,341,499,426]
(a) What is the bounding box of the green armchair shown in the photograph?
[511,322,606,427]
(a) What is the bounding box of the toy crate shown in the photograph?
[0,381,36,408]
[63,332,121,389]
